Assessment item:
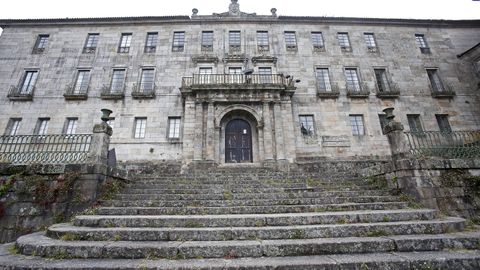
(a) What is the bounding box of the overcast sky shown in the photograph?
[0,0,479,20]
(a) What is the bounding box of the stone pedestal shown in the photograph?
[87,122,112,165]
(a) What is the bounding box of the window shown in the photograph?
[337,32,351,51]
[118,33,132,53]
[378,114,387,135]
[258,67,272,83]
[364,33,377,52]
[426,69,445,92]
[201,31,214,51]
[145,32,158,53]
[350,115,365,136]
[20,70,38,94]
[374,69,391,92]
[64,118,78,135]
[34,118,50,135]
[311,32,325,51]
[229,67,242,74]
[74,70,91,93]
[344,68,361,92]
[33,34,49,53]
[407,114,423,132]
[139,68,155,92]
[4,118,21,136]
[415,34,430,53]
[110,69,126,93]
[229,67,242,83]
[229,31,241,52]
[299,115,315,136]
[168,117,181,139]
[172,32,185,52]
[199,67,213,84]
[315,68,332,91]
[134,117,147,139]
[257,31,269,51]
[284,31,297,51]
[83,34,99,53]
[436,114,452,133]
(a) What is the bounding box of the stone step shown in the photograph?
[113,190,392,201]
[128,183,311,190]
[17,229,478,259]
[101,196,401,207]
[3,245,479,270]
[73,209,438,228]
[46,218,465,241]
[97,202,409,215]
[122,186,371,194]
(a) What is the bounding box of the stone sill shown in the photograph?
[431,91,456,98]
[317,91,340,98]
[377,92,400,98]
[100,93,125,100]
[347,91,370,98]
[7,95,33,101]
[64,94,88,100]
[131,92,155,99]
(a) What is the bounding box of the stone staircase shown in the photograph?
[1,167,479,269]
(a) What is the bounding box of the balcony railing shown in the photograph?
[100,85,125,100]
[182,74,289,89]
[317,82,340,98]
[405,130,480,159]
[131,83,156,99]
[64,85,88,100]
[7,85,34,101]
[430,83,456,98]
[346,83,370,98]
[0,134,92,165]
[377,82,400,98]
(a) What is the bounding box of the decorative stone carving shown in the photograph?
[192,55,219,66]
[213,0,256,17]
[223,53,248,64]
[251,55,277,66]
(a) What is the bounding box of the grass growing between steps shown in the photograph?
[399,193,424,209]
[7,244,18,255]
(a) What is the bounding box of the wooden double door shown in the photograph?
[225,119,252,163]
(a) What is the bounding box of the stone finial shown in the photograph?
[229,0,240,15]
[192,8,198,16]
[271,8,277,17]
[101,108,112,123]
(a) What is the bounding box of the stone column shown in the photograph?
[282,100,297,162]
[88,122,112,165]
[182,99,196,162]
[193,101,204,160]
[273,102,285,160]
[205,102,215,161]
[262,102,274,160]
[383,107,411,160]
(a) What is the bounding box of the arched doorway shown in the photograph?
[225,119,253,163]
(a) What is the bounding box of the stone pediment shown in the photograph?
[191,0,277,19]
[223,53,248,64]
[191,55,219,66]
[251,55,277,66]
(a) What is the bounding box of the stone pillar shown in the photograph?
[205,102,215,161]
[262,102,274,160]
[282,100,297,162]
[88,122,112,165]
[383,107,411,160]
[193,102,204,160]
[273,102,285,160]
[182,100,196,162]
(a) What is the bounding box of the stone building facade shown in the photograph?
[0,1,479,168]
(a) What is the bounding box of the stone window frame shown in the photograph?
[118,33,132,53]
[4,118,22,136]
[256,31,269,52]
[229,30,241,52]
[349,114,365,136]
[299,114,316,137]
[34,117,50,135]
[144,32,158,53]
[172,31,185,52]
[373,67,392,93]
[415,34,430,54]
[435,114,452,133]
[138,67,156,93]
[363,32,378,52]
[343,67,362,92]
[133,117,147,139]
[315,66,333,92]
[284,31,297,51]
[378,114,387,135]
[32,34,49,54]
[110,68,127,93]
[73,69,91,94]
[63,117,78,135]
[337,32,352,52]
[201,31,214,52]
[167,116,182,139]
[83,33,99,54]
[407,114,424,133]
[426,68,446,93]
[311,32,325,52]
[19,69,39,95]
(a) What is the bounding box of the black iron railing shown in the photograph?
[0,134,92,164]
[405,131,480,159]
[7,85,34,101]
[182,74,288,88]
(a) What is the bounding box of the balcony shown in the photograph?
[181,74,294,91]
[316,82,340,98]
[7,85,34,101]
[131,83,156,99]
[346,83,370,98]
[430,84,456,98]
[100,85,125,100]
[64,85,88,100]
[376,83,400,98]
